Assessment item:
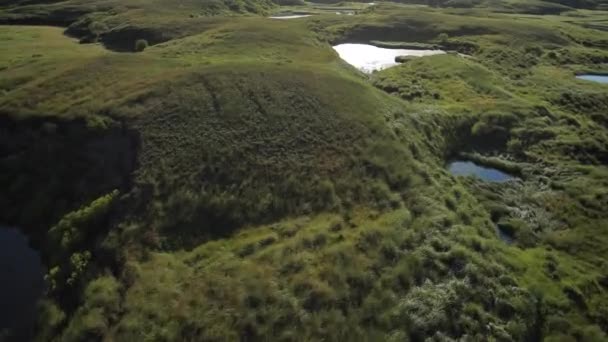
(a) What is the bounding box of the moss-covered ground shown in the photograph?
[0,0,607,340]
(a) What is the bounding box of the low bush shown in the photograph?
[134,39,148,52]
[60,276,121,341]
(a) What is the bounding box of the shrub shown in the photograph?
[48,190,119,255]
[134,39,148,52]
[60,276,121,341]
[394,279,465,336]
[395,55,417,63]
[35,300,66,342]
[316,179,338,210]
[45,191,118,292]
[67,251,92,286]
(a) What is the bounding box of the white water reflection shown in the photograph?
[333,43,444,73]
[269,14,312,19]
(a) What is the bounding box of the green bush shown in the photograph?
[34,300,66,342]
[60,276,121,342]
[134,39,148,52]
[394,55,417,63]
[48,190,119,255]
[45,191,118,292]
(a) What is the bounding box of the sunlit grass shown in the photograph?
[1,0,608,340]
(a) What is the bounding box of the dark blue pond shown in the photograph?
[576,74,608,84]
[497,226,514,244]
[0,226,45,340]
[448,161,514,182]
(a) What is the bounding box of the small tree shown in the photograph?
[437,32,449,43]
[134,39,149,52]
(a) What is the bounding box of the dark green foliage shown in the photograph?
[0,117,135,244]
[48,191,118,255]
[555,90,608,114]
[60,275,121,341]
[394,55,417,63]
[45,191,118,294]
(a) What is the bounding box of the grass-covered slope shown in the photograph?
[2,19,429,245]
[0,0,277,51]
[0,1,608,341]
[0,19,436,340]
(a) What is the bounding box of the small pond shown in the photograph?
[447,160,515,182]
[496,225,515,244]
[269,14,312,19]
[0,226,45,340]
[332,43,444,73]
[576,74,608,84]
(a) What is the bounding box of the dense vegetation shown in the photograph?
[0,0,607,340]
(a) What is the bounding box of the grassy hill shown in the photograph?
[0,0,607,341]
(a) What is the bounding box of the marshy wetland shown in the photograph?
[1,0,608,340]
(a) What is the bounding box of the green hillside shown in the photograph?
[0,0,607,340]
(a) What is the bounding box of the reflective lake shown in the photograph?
[448,160,515,182]
[576,74,608,84]
[0,226,45,340]
[269,14,312,19]
[497,225,515,244]
[332,43,444,73]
